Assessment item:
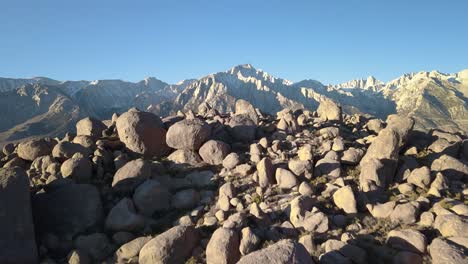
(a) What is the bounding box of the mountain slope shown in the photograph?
[174,64,396,119]
[0,66,466,145]
[0,83,83,143]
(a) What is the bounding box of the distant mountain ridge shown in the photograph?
[0,65,467,144]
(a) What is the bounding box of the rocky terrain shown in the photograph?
[0,65,467,145]
[1,98,467,264]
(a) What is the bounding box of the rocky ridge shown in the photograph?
[1,98,467,263]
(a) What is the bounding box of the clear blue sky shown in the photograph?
[1,0,467,85]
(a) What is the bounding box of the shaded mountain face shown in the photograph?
[0,84,83,143]
[0,65,466,145]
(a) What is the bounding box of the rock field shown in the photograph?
[0,99,467,264]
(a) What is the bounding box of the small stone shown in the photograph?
[299,182,313,196]
[256,157,274,188]
[333,186,357,214]
[275,168,298,189]
[223,153,241,170]
[407,166,431,189]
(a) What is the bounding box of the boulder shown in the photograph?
[228,114,256,142]
[317,99,342,122]
[167,149,202,166]
[257,157,275,187]
[235,99,259,125]
[288,158,313,177]
[17,138,55,161]
[166,118,211,150]
[112,159,151,193]
[115,236,152,263]
[333,186,357,214]
[52,141,91,161]
[139,225,198,264]
[199,140,231,165]
[389,202,419,224]
[206,227,240,264]
[105,198,145,232]
[239,227,261,256]
[33,183,103,237]
[237,239,312,264]
[314,157,341,178]
[341,148,365,165]
[275,168,298,189]
[116,108,169,157]
[431,154,468,181]
[76,117,107,139]
[387,229,427,254]
[172,189,200,209]
[223,152,241,169]
[60,153,92,183]
[385,115,414,145]
[359,126,403,191]
[433,214,468,237]
[0,167,38,263]
[133,180,171,216]
[407,166,431,189]
[298,144,313,161]
[324,239,367,264]
[429,238,466,264]
[366,119,385,134]
[72,135,96,149]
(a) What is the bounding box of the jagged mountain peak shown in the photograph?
[224,64,293,86]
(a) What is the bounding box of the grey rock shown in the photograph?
[0,167,38,263]
[105,198,145,232]
[235,99,259,125]
[206,227,240,264]
[275,168,298,189]
[112,158,151,193]
[33,183,103,237]
[237,239,312,264]
[139,225,198,264]
[166,118,211,150]
[257,157,275,188]
[199,140,231,165]
[429,238,466,264]
[17,138,55,161]
[333,186,357,214]
[239,227,261,256]
[167,149,202,166]
[172,189,200,209]
[52,141,91,161]
[133,180,171,216]
[116,108,169,157]
[317,99,342,122]
[115,236,152,263]
[223,152,241,170]
[228,114,256,142]
[76,117,107,139]
[61,153,92,183]
[431,154,468,180]
[387,229,427,254]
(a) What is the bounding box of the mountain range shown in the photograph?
[1,64,467,145]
